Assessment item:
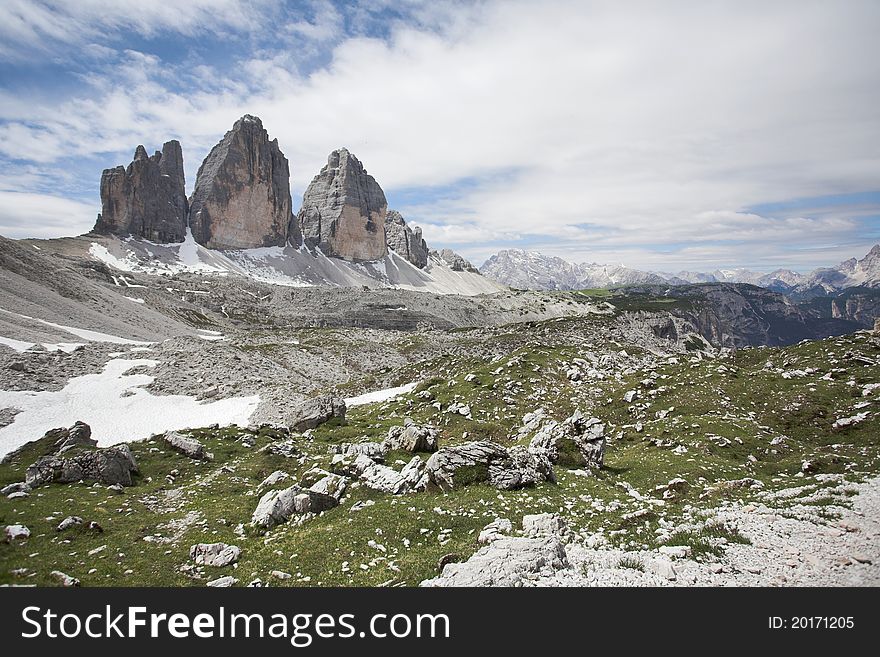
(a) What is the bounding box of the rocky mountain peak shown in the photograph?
[189,115,293,250]
[297,148,387,262]
[385,210,428,268]
[92,140,188,243]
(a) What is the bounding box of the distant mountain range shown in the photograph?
[480,245,880,297]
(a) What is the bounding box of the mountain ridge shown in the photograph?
[481,246,880,297]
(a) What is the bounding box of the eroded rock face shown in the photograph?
[190,115,293,250]
[297,148,388,261]
[385,210,428,268]
[93,141,188,242]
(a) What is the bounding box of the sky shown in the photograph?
[0,0,878,273]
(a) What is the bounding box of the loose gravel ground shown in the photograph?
[538,475,880,586]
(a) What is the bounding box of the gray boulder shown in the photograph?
[425,441,510,491]
[1,482,31,497]
[352,454,428,494]
[54,421,97,453]
[522,513,568,538]
[288,395,346,432]
[529,410,606,469]
[56,516,84,532]
[384,424,439,453]
[26,444,138,487]
[190,543,241,567]
[251,485,339,530]
[4,524,30,541]
[163,431,211,460]
[488,446,555,491]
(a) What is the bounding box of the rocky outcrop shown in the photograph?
[385,210,428,268]
[297,148,388,261]
[422,514,570,587]
[352,454,428,494]
[288,395,346,432]
[189,115,293,250]
[25,444,138,487]
[93,141,188,242]
[425,440,554,491]
[383,423,439,453]
[529,410,606,469]
[431,248,480,274]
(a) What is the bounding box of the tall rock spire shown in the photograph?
[385,210,428,268]
[189,115,293,250]
[297,148,388,262]
[93,140,188,243]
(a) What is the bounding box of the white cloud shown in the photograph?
[0,0,276,59]
[0,0,878,270]
[0,191,96,238]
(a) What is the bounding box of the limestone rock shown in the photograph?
[190,542,241,567]
[163,431,211,460]
[206,575,237,587]
[488,445,555,491]
[258,470,291,490]
[56,516,84,532]
[478,518,513,544]
[425,441,509,491]
[522,513,568,538]
[251,484,338,529]
[421,537,569,587]
[352,454,428,495]
[4,524,30,541]
[288,395,346,432]
[25,444,138,487]
[93,140,188,243]
[190,115,293,249]
[385,210,428,268]
[384,423,439,453]
[51,570,81,587]
[54,421,96,453]
[297,148,388,261]
[529,410,606,470]
[1,482,31,497]
[331,441,387,460]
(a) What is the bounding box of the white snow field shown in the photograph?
[345,382,418,407]
[0,359,259,457]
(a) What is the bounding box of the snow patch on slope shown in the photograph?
[0,359,259,457]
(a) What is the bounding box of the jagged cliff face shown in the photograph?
[385,210,428,268]
[297,148,387,262]
[189,115,293,250]
[93,141,188,242]
[431,249,480,274]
